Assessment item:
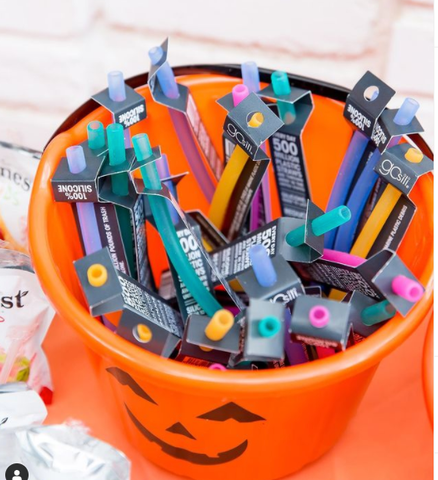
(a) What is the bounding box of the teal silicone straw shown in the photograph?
[271,71,297,125]
[107,123,129,197]
[361,300,396,326]
[87,121,106,150]
[286,206,351,247]
[133,133,222,317]
[258,316,281,338]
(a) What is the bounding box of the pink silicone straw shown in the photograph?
[322,249,365,267]
[309,305,330,328]
[392,275,423,302]
[232,84,249,106]
[209,363,227,371]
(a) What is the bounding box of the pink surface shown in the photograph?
[45,313,432,480]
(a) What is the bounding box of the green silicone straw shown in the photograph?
[132,133,222,317]
[87,121,106,150]
[286,206,351,248]
[258,316,281,338]
[361,300,396,326]
[271,71,297,125]
[107,123,129,197]
[106,123,135,275]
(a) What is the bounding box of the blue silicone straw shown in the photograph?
[334,97,420,253]
[324,131,369,249]
[133,133,221,317]
[66,145,102,254]
[107,71,126,102]
[324,77,380,249]
[155,153,180,225]
[242,61,260,94]
[249,244,277,288]
[148,46,180,99]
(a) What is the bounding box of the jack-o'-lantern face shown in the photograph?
[107,367,265,465]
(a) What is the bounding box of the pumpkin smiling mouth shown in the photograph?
[126,405,248,465]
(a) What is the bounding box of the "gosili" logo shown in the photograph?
[226,123,254,155]
[378,159,411,189]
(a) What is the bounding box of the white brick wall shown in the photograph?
[0,0,433,151]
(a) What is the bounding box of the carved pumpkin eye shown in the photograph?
[107,367,157,405]
[198,402,265,423]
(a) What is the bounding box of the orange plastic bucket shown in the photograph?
[423,316,433,426]
[28,66,433,480]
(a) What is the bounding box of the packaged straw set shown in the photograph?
[51,39,431,371]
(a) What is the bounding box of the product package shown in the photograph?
[0,249,55,403]
[0,141,40,253]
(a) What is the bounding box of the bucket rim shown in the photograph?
[29,65,434,395]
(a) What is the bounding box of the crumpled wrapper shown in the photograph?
[17,424,131,480]
[0,383,131,480]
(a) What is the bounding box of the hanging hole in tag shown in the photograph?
[134,324,152,343]
[364,86,379,102]
[247,111,264,128]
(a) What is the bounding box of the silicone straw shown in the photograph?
[209,363,227,371]
[285,205,351,247]
[334,98,419,253]
[271,71,296,125]
[258,316,281,338]
[392,275,423,302]
[155,154,180,225]
[148,45,180,99]
[242,61,260,94]
[350,147,424,258]
[133,133,222,316]
[107,71,126,102]
[232,84,249,106]
[393,97,419,125]
[87,121,106,150]
[208,85,251,230]
[107,123,129,197]
[66,146,102,255]
[324,131,369,249]
[136,324,152,343]
[242,61,273,228]
[205,309,234,341]
[361,300,396,326]
[249,244,277,288]
[321,249,365,267]
[66,146,86,174]
[76,203,103,255]
[350,184,401,258]
[309,306,330,328]
[87,264,108,287]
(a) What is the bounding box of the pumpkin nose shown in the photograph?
[166,422,196,440]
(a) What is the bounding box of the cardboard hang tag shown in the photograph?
[371,109,423,152]
[374,143,433,195]
[242,299,286,362]
[217,92,284,161]
[289,296,352,351]
[294,249,424,316]
[74,248,183,357]
[92,86,146,129]
[148,38,222,181]
[257,87,313,219]
[51,145,107,203]
[343,71,396,137]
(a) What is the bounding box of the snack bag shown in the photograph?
[0,141,40,253]
[0,248,55,403]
